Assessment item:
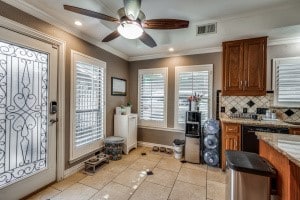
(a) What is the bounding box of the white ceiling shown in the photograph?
[4,0,300,60]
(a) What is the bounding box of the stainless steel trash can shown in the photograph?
[226,150,276,200]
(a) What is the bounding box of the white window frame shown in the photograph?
[70,50,106,161]
[138,68,168,128]
[273,57,300,108]
[174,64,213,130]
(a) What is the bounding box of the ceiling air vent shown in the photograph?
[197,23,217,35]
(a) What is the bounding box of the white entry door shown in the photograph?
[0,27,58,200]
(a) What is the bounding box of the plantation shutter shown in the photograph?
[138,68,167,127]
[276,64,300,102]
[75,61,104,147]
[178,71,209,125]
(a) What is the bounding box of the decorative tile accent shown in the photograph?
[230,107,237,114]
[285,109,295,117]
[219,92,300,122]
[247,100,255,107]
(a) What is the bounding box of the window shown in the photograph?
[174,65,213,129]
[70,50,106,160]
[138,68,168,127]
[273,57,300,107]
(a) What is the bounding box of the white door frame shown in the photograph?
[0,16,66,181]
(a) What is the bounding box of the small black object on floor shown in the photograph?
[141,152,147,156]
[147,171,153,175]
[181,160,187,163]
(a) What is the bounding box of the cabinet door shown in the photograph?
[221,123,241,170]
[289,128,300,135]
[224,134,240,151]
[243,37,266,95]
[222,41,244,95]
[128,116,137,147]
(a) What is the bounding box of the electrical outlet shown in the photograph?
[221,107,225,112]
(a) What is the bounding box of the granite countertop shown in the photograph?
[256,132,300,167]
[220,115,300,128]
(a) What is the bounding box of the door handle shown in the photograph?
[50,118,58,125]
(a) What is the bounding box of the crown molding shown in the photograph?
[268,37,300,46]
[2,0,129,61]
[3,0,300,62]
[129,37,300,61]
[128,46,223,61]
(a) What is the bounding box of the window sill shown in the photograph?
[69,143,104,164]
[138,125,184,133]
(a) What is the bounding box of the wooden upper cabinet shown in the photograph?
[222,41,244,93]
[222,37,267,96]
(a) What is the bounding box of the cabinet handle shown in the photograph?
[240,81,243,86]
[244,80,247,87]
[234,140,237,148]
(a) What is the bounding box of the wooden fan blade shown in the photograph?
[102,31,120,42]
[64,5,119,22]
[124,0,141,20]
[139,32,157,48]
[143,19,189,29]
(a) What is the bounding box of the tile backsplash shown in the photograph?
[219,92,300,121]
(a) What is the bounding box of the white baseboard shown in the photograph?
[63,163,85,178]
[138,141,173,149]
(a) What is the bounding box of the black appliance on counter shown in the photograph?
[242,125,289,153]
[185,111,202,164]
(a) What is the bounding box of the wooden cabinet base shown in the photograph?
[259,140,300,200]
[289,128,300,135]
[221,122,241,170]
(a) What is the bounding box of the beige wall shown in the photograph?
[129,43,300,145]
[0,2,129,169]
[129,53,222,145]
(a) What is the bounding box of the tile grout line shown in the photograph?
[166,160,183,200]
[47,172,89,199]
[128,150,166,200]
[127,155,156,199]
[87,154,140,200]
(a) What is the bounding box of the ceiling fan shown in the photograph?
[64,0,189,48]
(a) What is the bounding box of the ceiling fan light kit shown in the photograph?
[64,0,189,48]
[117,21,144,39]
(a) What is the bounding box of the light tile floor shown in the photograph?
[27,147,229,200]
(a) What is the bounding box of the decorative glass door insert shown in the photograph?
[0,40,49,188]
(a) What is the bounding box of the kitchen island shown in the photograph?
[219,115,300,170]
[256,132,300,200]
